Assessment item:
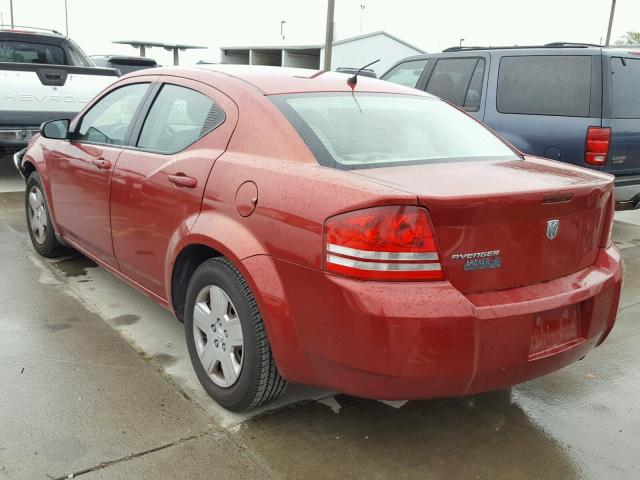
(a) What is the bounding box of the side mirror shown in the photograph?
[40,119,70,140]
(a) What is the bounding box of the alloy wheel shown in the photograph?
[192,285,244,388]
[28,185,48,245]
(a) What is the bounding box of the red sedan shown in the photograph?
[15,66,622,411]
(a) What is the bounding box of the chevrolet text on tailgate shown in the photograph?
[14,65,622,411]
[0,27,117,148]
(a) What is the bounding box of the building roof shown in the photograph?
[330,31,425,53]
[141,64,429,96]
[221,30,424,54]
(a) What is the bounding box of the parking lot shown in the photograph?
[0,152,638,480]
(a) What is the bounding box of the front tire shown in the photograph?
[25,172,68,258]
[184,257,287,411]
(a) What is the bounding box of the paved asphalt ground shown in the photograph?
[0,154,639,479]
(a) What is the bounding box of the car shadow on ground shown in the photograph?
[238,389,580,479]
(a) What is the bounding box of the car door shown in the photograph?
[110,79,238,298]
[421,55,488,120]
[48,81,152,267]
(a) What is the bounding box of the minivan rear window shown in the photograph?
[272,93,519,169]
[611,57,640,119]
[497,55,591,117]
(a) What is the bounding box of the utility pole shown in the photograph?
[10,0,14,28]
[64,0,69,36]
[280,20,286,40]
[323,0,335,71]
[359,4,365,33]
[605,0,616,47]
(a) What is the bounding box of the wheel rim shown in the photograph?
[28,185,48,245]
[192,285,244,388]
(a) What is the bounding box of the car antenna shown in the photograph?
[347,59,380,89]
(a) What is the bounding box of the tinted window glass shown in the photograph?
[611,57,640,119]
[77,83,149,145]
[381,60,428,88]
[497,55,591,116]
[426,58,479,106]
[137,84,225,153]
[274,93,518,169]
[463,59,485,112]
[0,41,65,64]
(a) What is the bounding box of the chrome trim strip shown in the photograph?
[327,254,442,271]
[13,148,27,179]
[327,243,439,261]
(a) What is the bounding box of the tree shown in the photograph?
[615,31,640,45]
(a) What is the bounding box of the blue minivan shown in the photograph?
[382,43,640,209]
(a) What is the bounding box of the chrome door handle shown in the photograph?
[168,174,197,188]
[92,158,112,170]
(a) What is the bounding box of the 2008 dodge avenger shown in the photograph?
[14,65,622,411]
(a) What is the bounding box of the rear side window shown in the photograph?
[381,59,428,88]
[497,55,591,116]
[137,84,225,153]
[425,58,485,111]
[272,93,518,169]
[611,57,640,119]
[0,41,65,64]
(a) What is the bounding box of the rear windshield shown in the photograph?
[0,40,66,65]
[611,57,640,119]
[272,93,518,169]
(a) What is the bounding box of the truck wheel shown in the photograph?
[25,172,68,258]
[184,257,287,411]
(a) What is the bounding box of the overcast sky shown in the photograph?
[2,0,639,65]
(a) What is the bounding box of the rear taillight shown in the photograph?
[323,206,444,281]
[585,127,611,166]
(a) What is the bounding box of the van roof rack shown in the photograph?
[0,25,63,35]
[443,42,602,52]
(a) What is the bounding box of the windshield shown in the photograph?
[272,93,518,169]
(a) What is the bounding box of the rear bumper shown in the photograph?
[0,127,39,147]
[614,174,640,208]
[242,245,622,400]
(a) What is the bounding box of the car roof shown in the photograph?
[142,64,428,96]
[0,28,66,40]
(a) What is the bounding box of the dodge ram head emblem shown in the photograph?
[546,219,560,240]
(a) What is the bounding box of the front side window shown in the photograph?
[497,55,591,116]
[273,93,518,169]
[381,59,428,88]
[0,41,65,64]
[137,84,225,153]
[426,57,483,108]
[611,57,640,119]
[76,83,149,145]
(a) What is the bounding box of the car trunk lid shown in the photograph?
[353,158,613,294]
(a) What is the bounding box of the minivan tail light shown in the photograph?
[323,206,444,281]
[585,127,611,166]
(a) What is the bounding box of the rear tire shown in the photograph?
[184,257,287,411]
[25,172,68,258]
